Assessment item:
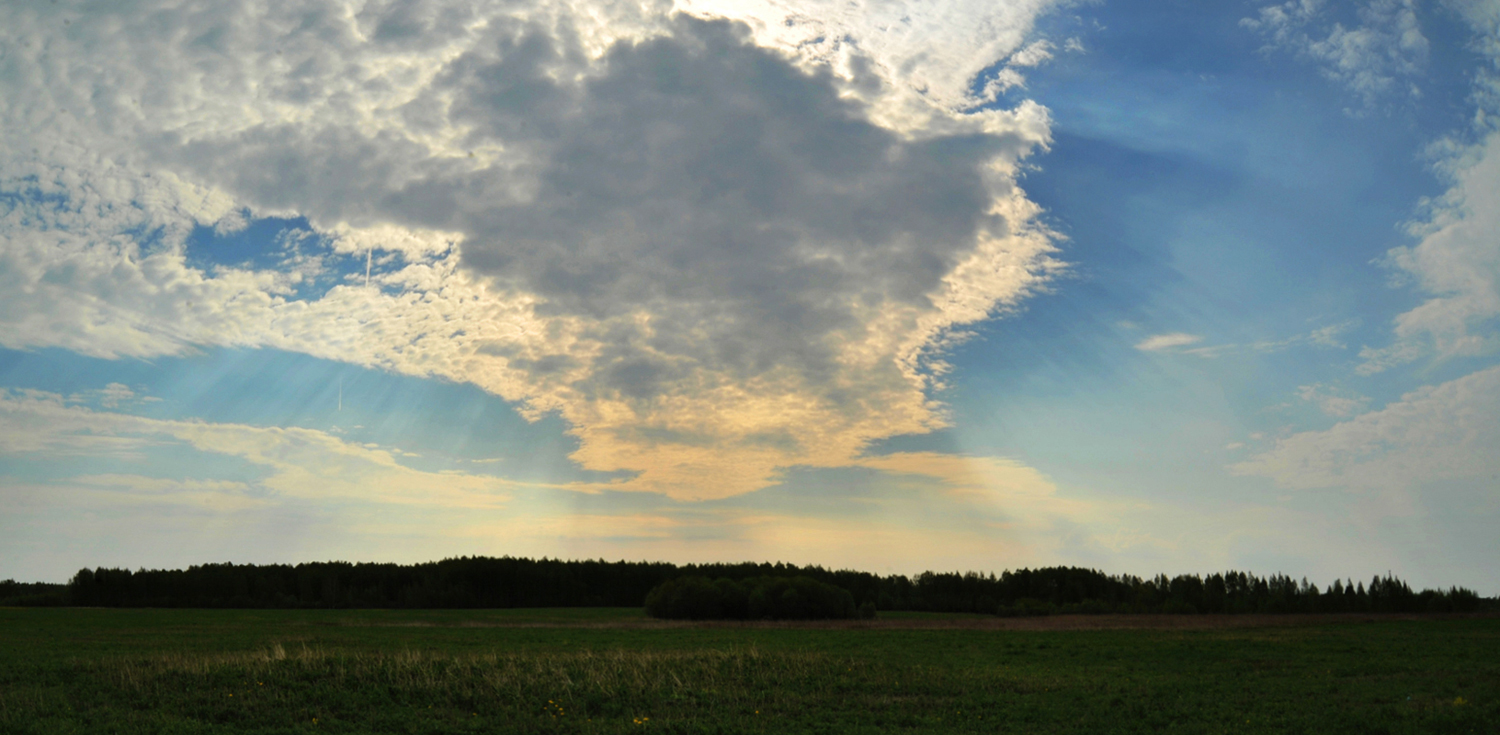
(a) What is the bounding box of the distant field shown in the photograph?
[1,608,1495,733]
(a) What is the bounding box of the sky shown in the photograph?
[1,0,1498,591]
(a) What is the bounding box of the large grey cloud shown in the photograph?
[0,0,1060,498]
[159,16,1037,392]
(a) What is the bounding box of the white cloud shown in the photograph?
[0,389,514,509]
[1233,364,1500,491]
[1134,332,1202,351]
[1295,383,1370,417]
[855,452,1060,501]
[678,0,1066,116]
[1355,334,1428,374]
[95,384,137,409]
[68,475,269,512]
[1308,321,1354,348]
[1375,130,1500,363]
[1243,0,1429,106]
[1353,10,1500,373]
[0,0,1065,500]
[1147,322,1354,360]
[1008,39,1056,68]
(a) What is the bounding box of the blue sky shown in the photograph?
[2,0,1498,591]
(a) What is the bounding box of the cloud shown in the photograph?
[849,451,1124,545]
[1138,322,1354,359]
[1232,364,1500,491]
[1355,338,1427,375]
[1295,383,1370,417]
[4,387,1417,585]
[678,0,1066,116]
[0,389,513,509]
[1371,130,1500,366]
[1243,0,1429,106]
[68,475,269,512]
[853,451,1059,502]
[1008,40,1056,68]
[0,387,1154,575]
[461,451,1157,574]
[1134,332,1203,351]
[94,384,138,410]
[0,0,1065,500]
[1354,12,1500,373]
[1307,321,1354,349]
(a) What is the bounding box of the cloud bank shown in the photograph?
[0,0,1065,499]
[1234,365,1500,491]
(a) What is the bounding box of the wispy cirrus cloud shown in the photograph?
[0,388,513,509]
[1134,332,1203,351]
[1134,322,1355,358]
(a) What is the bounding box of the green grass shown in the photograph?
[0,608,1495,733]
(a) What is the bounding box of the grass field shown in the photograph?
[0,608,1495,733]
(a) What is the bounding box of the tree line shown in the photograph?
[0,557,1491,615]
[645,575,875,620]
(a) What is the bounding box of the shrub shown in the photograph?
[644,576,725,620]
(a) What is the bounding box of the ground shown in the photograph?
[1,607,1495,733]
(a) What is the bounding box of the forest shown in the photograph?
[644,575,874,620]
[2,557,1491,616]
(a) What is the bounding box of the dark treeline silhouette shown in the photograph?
[0,557,1490,614]
[0,580,68,607]
[645,575,870,620]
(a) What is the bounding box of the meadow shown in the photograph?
[0,607,1494,734]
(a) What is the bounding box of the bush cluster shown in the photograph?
[644,575,869,620]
